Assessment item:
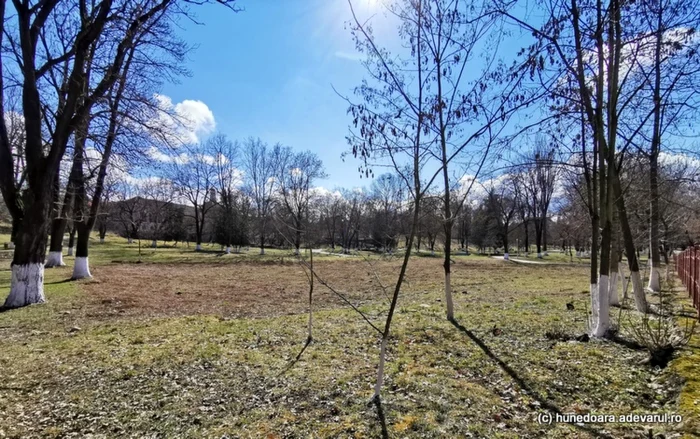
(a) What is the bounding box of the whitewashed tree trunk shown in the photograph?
[99,238,105,244]
[444,272,454,319]
[9,241,15,249]
[503,253,509,260]
[608,271,620,306]
[44,251,65,268]
[647,263,660,293]
[373,336,388,399]
[3,264,46,308]
[151,240,157,248]
[259,248,265,255]
[127,237,133,244]
[67,246,74,257]
[591,276,610,337]
[630,270,647,312]
[72,257,92,279]
[590,283,598,333]
[226,246,231,254]
[195,244,202,251]
[537,252,543,259]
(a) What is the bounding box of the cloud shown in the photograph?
[152,94,216,147]
[310,186,342,199]
[147,146,190,165]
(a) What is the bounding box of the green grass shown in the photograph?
[0,234,697,438]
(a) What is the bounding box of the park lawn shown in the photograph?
[0,238,697,438]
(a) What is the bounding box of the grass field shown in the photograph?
[0,234,698,438]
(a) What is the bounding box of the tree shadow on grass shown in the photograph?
[277,336,312,376]
[449,318,615,439]
[44,278,74,286]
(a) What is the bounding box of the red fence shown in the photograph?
[676,246,700,317]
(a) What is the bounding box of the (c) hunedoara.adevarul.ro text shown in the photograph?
[536,412,683,425]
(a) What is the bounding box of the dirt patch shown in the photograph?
[80,260,414,320]
[77,258,528,320]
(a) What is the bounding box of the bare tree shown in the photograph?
[170,142,219,251]
[521,140,558,259]
[241,138,280,255]
[276,149,326,254]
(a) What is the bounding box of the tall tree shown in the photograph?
[241,138,280,255]
[276,149,326,254]
[170,142,219,251]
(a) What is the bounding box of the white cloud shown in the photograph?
[152,94,216,147]
[147,146,190,165]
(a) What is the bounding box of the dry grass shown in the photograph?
[0,252,696,438]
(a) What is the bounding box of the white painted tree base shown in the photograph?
[8,242,15,249]
[537,252,543,259]
[647,267,660,293]
[444,272,454,320]
[72,257,92,279]
[67,247,74,257]
[100,238,105,244]
[503,253,509,260]
[591,275,610,337]
[127,238,133,244]
[590,283,598,333]
[373,337,388,399]
[630,271,647,313]
[260,248,265,255]
[151,240,157,248]
[195,244,202,251]
[226,246,231,254]
[3,264,45,308]
[45,251,66,268]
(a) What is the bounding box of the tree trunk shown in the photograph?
[523,219,529,254]
[3,194,52,308]
[647,2,663,293]
[648,150,661,293]
[609,209,620,307]
[542,217,547,254]
[374,192,421,400]
[535,219,543,258]
[72,223,92,279]
[612,172,647,312]
[67,227,76,256]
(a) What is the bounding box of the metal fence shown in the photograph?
[676,246,700,317]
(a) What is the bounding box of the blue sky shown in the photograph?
[160,0,387,190]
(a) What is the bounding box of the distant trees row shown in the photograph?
[76,133,699,264]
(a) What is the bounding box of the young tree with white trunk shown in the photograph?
[343,0,523,403]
